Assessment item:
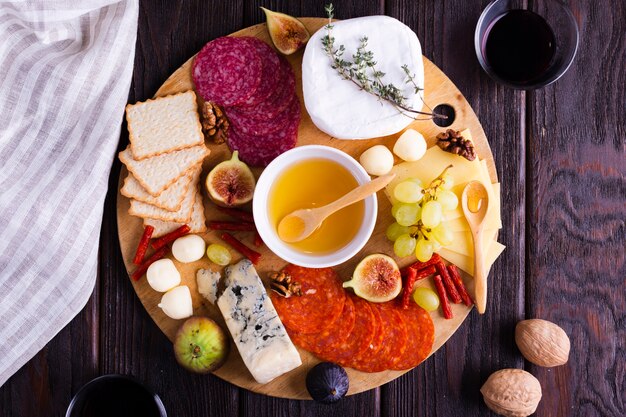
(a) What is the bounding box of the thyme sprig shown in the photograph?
[322,4,445,121]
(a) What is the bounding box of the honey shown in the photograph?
[268,158,365,254]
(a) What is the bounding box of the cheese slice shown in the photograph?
[439,241,506,277]
[444,183,501,232]
[217,259,302,384]
[442,228,499,258]
[442,160,501,227]
[387,147,502,232]
[302,16,424,139]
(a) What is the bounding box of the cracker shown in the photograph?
[145,191,207,238]
[121,171,192,212]
[129,168,201,223]
[126,91,205,160]
[119,144,208,196]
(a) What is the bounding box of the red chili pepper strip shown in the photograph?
[253,231,263,247]
[401,265,437,309]
[131,246,168,281]
[151,225,190,250]
[400,253,442,276]
[216,206,254,223]
[436,261,462,304]
[132,225,154,265]
[433,274,453,319]
[447,264,474,307]
[221,232,262,265]
[208,221,256,231]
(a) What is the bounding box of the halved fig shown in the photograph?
[343,254,402,303]
[261,7,310,55]
[206,151,256,207]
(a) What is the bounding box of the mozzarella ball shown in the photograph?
[172,235,206,263]
[158,285,193,320]
[393,129,427,162]
[359,145,394,176]
[146,258,181,292]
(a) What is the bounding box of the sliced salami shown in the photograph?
[230,56,295,120]
[290,296,356,355]
[391,303,434,370]
[238,38,282,106]
[347,303,385,370]
[325,297,378,366]
[192,37,262,106]
[348,303,408,373]
[226,95,300,137]
[270,265,346,335]
[227,111,300,167]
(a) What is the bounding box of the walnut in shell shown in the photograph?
[480,369,542,417]
[515,319,570,367]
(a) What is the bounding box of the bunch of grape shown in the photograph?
[386,166,458,262]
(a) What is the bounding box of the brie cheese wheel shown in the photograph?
[302,16,424,139]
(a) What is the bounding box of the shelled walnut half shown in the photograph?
[201,101,229,144]
[269,271,302,298]
[436,129,476,161]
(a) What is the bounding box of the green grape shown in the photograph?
[431,239,442,251]
[415,238,434,262]
[441,172,454,190]
[432,223,453,246]
[386,222,409,241]
[436,190,458,211]
[391,202,403,219]
[408,177,423,187]
[421,200,442,228]
[412,287,440,312]
[206,243,231,266]
[394,234,416,257]
[395,204,421,226]
[393,180,423,204]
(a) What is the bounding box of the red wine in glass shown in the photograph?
[482,10,556,84]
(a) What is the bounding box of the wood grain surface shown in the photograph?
[114,18,498,399]
[1,0,624,416]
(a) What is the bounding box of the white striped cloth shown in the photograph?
[0,0,138,386]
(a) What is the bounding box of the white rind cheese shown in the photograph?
[217,259,302,384]
[302,16,424,139]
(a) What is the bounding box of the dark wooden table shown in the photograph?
[1,1,624,416]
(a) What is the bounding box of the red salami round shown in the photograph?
[391,303,434,370]
[270,265,346,335]
[192,37,262,106]
[323,297,378,366]
[290,296,355,355]
[231,56,295,120]
[346,303,385,370]
[227,110,300,167]
[348,303,408,373]
[238,38,281,106]
[225,94,299,136]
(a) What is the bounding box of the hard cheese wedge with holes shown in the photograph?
[217,259,302,384]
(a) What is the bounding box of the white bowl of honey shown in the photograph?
[253,145,377,268]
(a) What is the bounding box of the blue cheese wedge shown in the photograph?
[196,268,220,304]
[217,259,302,384]
[302,16,424,139]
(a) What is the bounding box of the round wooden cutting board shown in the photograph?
[117,18,498,399]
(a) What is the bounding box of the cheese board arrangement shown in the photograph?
[116,7,507,401]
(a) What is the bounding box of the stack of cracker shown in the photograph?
[120,91,209,237]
